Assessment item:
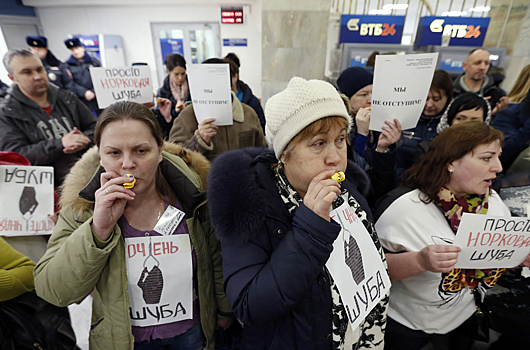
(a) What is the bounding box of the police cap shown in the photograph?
[64,37,83,49]
[26,35,48,48]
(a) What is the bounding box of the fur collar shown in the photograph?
[208,148,370,244]
[59,142,209,217]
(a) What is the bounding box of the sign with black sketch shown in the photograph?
[369,53,438,131]
[326,201,391,331]
[0,165,55,236]
[90,66,153,108]
[453,213,530,269]
[186,63,233,126]
[126,235,193,327]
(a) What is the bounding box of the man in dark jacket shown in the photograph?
[0,49,96,187]
[453,48,509,116]
[64,37,101,115]
[26,35,74,91]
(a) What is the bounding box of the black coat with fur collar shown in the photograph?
[208,148,372,350]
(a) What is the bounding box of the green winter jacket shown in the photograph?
[33,143,231,350]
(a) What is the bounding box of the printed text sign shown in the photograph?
[370,53,438,131]
[186,64,233,126]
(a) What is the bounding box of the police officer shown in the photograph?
[26,35,73,91]
[64,37,101,115]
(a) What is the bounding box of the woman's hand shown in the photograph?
[216,317,234,330]
[417,245,461,273]
[175,101,186,114]
[91,172,135,241]
[303,170,342,221]
[376,118,402,152]
[355,107,371,136]
[198,118,218,145]
[158,97,172,123]
[521,253,530,268]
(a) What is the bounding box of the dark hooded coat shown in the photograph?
[207,148,372,350]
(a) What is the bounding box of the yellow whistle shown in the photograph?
[331,171,345,182]
[123,174,136,189]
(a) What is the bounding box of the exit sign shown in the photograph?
[221,6,244,24]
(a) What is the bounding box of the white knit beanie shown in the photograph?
[265,77,351,159]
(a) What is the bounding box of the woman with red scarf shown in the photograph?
[373,122,530,350]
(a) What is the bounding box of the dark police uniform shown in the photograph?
[64,38,101,115]
[26,36,74,91]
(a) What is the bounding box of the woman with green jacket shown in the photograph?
[34,101,232,350]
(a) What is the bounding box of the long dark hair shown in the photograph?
[165,53,186,72]
[95,102,175,203]
[402,122,503,203]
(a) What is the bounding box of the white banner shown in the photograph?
[454,213,530,269]
[370,53,438,131]
[186,63,233,126]
[326,201,391,331]
[90,66,153,108]
[126,235,193,327]
[0,165,55,236]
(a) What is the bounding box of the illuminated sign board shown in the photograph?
[339,15,404,44]
[75,35,99,50]
[415,16,490,47]
[221,7,244,24]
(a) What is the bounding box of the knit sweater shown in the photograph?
[0,237,35,301]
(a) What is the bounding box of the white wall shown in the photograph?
[0,26,10,84]
[28,0,262,96]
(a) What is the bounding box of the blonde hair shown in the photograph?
[507,65,530,104]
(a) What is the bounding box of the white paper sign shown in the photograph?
[0,165,55,236]
[454,213,530,269]
[369,53,438,131]
[326,202,391,331]
[186,64,233,126]
[90,66,153,108]
[126,235,193,327]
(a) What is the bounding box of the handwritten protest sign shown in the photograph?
[126,235,193,327]
[327,202,391,331]
[90,66,153,108]
[454,213,530,269]
[0,165,55,236]
[186,64,233,126]
[370,53,438,131]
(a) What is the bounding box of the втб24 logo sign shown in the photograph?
[339,15,404,44]
[347,18,397,37]
[415,16,490,47]
[430,19,481,39]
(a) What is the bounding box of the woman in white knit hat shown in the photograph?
[208,77,389,350]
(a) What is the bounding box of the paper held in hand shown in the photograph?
[453,213,530,269]
[369,52,438,132]
[186,64,233,126]
[90,66,153,108]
